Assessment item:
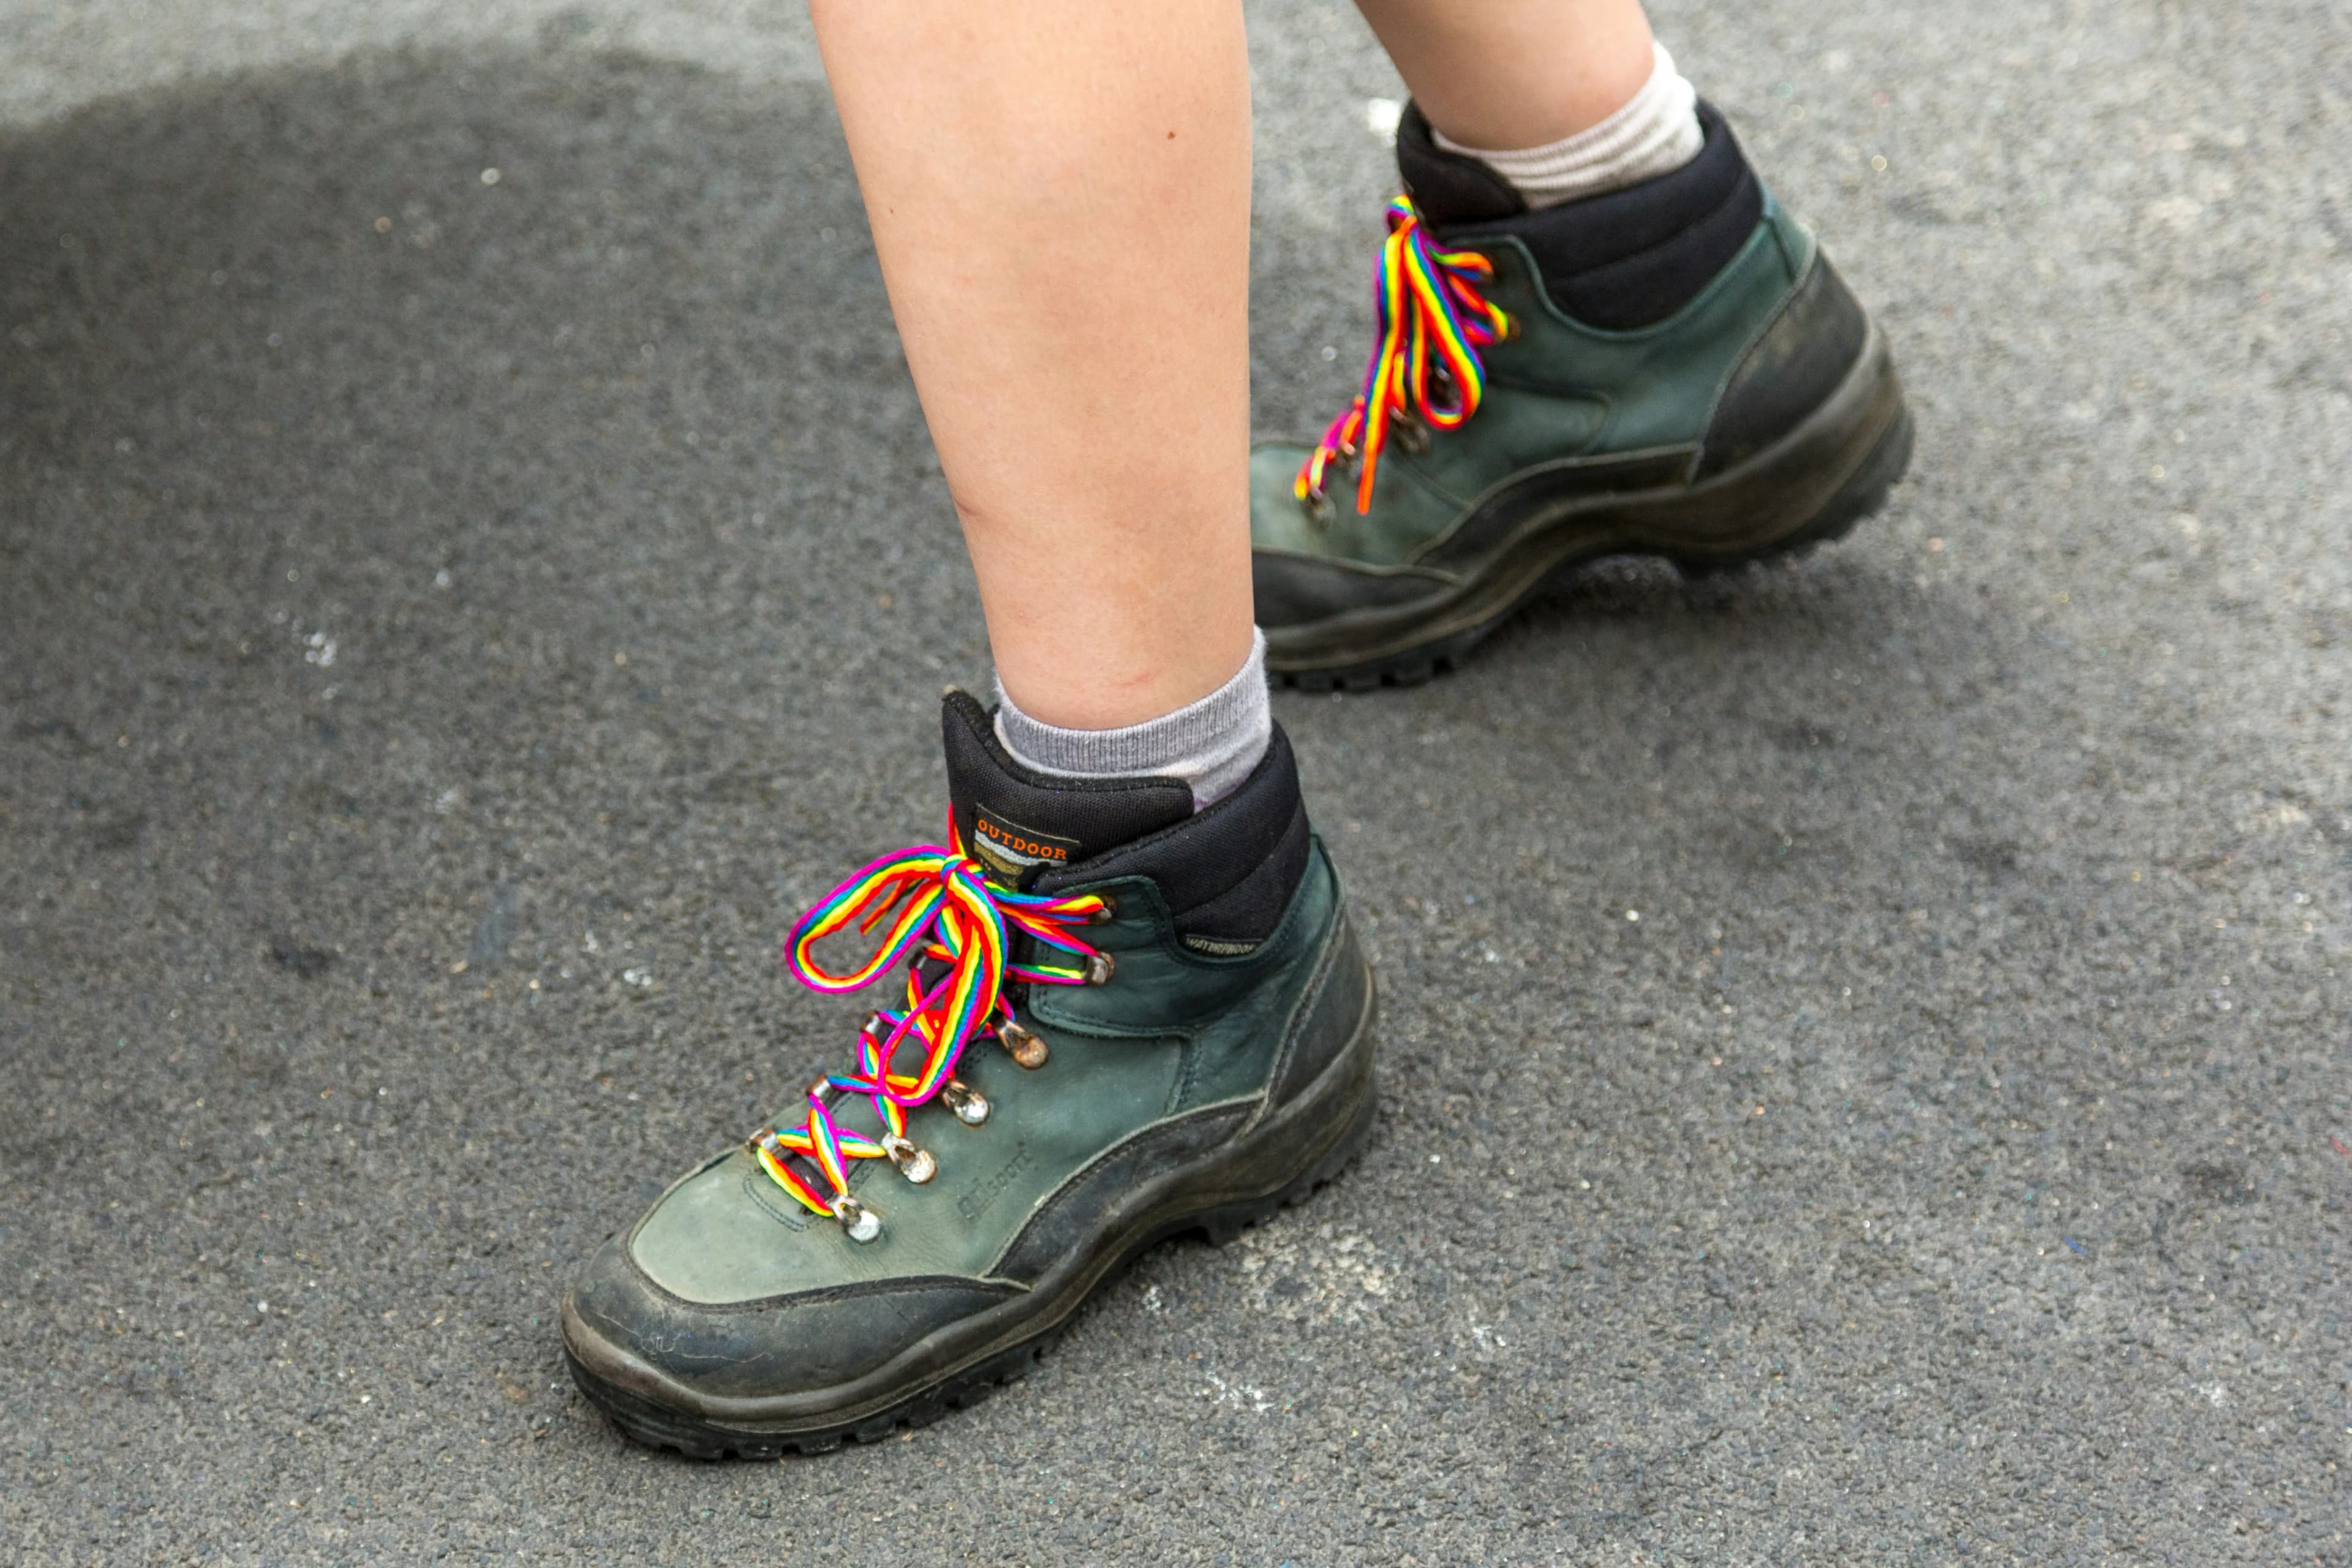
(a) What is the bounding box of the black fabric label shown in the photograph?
[971,804,1079,884]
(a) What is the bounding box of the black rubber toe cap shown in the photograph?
[564,1234,1019,1403]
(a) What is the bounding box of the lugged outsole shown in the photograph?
[565,1080,1379,1461]
[1275,626,1486,695]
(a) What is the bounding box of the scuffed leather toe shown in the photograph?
[565,1231,1019,1403]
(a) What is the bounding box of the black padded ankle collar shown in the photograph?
[1399,99,1766,331]
[1394,100,1527,225]
[940,692,1311,944]
[943,691,1194,878]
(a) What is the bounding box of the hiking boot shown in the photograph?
[560,692,1376,1456]
[1252,100,1913,688]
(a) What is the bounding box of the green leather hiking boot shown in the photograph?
[561,693,1376,1456]
[1253,100,1913,688]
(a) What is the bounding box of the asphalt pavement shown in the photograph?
[3,0,2349,1562]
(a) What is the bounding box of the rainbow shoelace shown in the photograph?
[752,823,1111,1240]
[1295,194,1513,518]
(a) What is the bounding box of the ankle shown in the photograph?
[1429,41,1702,211]
[993,628,1270,809]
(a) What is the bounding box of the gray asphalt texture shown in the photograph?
[4,0,2350,1562]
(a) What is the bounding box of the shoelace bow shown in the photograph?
[753,822,1110,1240]
[1295,194,1513,518]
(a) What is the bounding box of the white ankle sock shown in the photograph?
[1433,42,1703,211]
[993,630,1272,811]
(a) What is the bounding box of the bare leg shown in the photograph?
[807,0,1254,731]
[1352,0,1657,148]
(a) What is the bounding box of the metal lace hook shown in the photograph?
[997,1021,1049,1069]
[942,1077,990,1126]
[831,1193,882,1243]
[880,1133,937,1183]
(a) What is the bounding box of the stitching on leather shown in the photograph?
[979,1099,1256,1278]
[1410,444,1702,568]
[1251,546,1456,584]
[1252,886,1349,1134]
[612,1242,1023,1318]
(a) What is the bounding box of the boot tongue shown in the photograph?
[940,691,1193,888]
[1394,100,1527,227]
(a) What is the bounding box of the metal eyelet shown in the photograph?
[748,1128,786,1161]
[1395,415,1430,454]
[1300,487,1336,526]
[831,1193,882,1243]
[1499,313,1521,342]
[943,1077,990,1126]
[997,1021,1049,1069]
[1084,951,1116,986]
[881,1134,937,1184]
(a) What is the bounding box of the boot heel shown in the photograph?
[1197,1069,1378,1246]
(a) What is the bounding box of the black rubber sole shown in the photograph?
[1266,326,1913,692]
[562,1011,1379,1460]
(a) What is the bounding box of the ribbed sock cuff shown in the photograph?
[1433,41,1703,211]
[993,630,1271,811]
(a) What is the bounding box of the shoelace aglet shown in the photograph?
[881,1134,937,1183]
[831,1193,882,1243]
[997,1021,1048,1069]
[943,1078,990,1126]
